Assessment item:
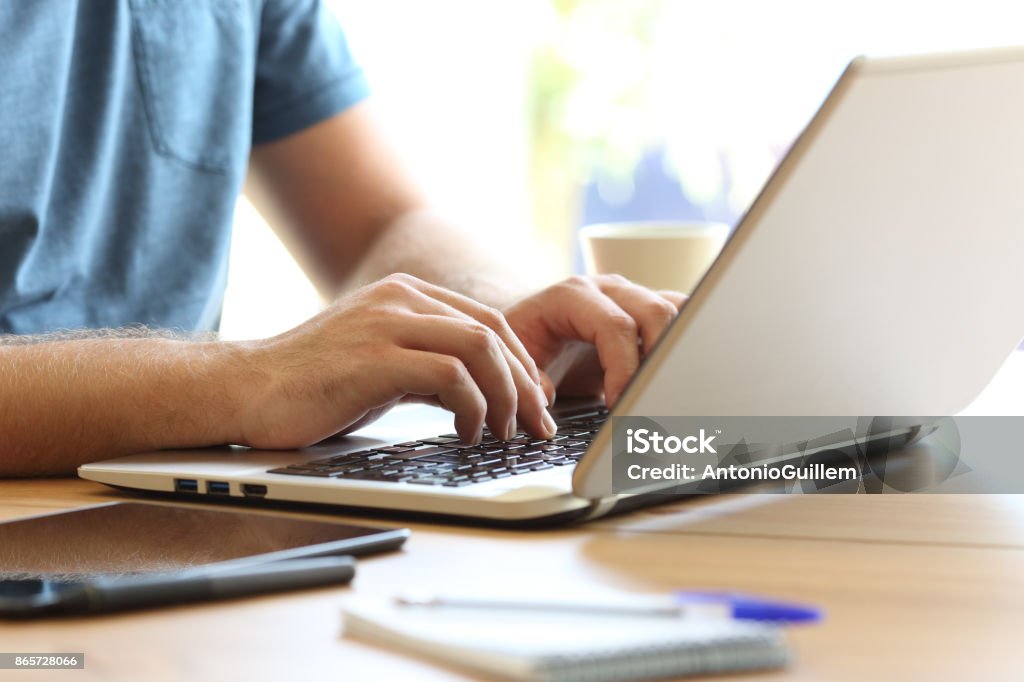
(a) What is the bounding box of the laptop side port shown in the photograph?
[206,481,230,495]
[242,484,268,498]
[175,479,199,493]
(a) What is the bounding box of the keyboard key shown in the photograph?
[344,471,391,481]
[326,454,361,464]
[417,454,467,465]
[268,467,331,477]
[417,466,455,477]
[377,446,419,454]
[331,465,365,474]
[420,437,461,445]
[386,445,457,460]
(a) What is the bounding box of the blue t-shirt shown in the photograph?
[0,0,369,334]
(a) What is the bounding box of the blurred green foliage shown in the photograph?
[529,0,667,182]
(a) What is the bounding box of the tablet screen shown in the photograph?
[0,502,407,580]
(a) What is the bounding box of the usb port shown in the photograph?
[175,479,199,493]
[206,481,230,495]
[242,483,267,498]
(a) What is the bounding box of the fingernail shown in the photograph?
[542,410,557,438]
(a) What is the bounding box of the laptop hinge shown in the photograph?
[580,497,620,521]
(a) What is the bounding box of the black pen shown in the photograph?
[34,556,356,617]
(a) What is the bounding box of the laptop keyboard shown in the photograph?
[267,407,609,487]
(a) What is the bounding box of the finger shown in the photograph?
[538,370,556,407]
[547,278,641,407]
[392,349,487,443]
[596,275,679,355]
[394,314,525,440]
[656,290,688,310]
[396,286,552,438]
[389,274,543,386]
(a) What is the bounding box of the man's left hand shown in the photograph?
[504,274,686,408]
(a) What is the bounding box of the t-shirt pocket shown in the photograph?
[128,0,254,174]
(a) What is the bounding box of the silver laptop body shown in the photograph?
[80,48,1024,523]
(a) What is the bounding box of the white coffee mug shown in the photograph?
[579,221,729,293]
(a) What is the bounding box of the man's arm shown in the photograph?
[0,278,553,477]
[0,332,250,477]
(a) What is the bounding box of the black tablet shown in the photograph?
[0,501,409,580]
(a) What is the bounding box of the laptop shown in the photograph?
[80,47,1024,523]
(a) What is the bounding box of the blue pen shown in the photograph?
[673,591,821,623]
[396,591,822,624]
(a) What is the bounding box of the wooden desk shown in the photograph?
[1,479,1022,681]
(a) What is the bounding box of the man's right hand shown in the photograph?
[235,273,555,449]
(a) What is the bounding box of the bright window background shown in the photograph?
[221,0,1024,341]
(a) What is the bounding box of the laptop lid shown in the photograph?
[574,48,1024,499]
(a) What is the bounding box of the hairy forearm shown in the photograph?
[346,209,540,310]
[0,331,254,477]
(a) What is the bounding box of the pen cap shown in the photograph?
[673,591,822,623]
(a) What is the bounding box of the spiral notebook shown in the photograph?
[342,600,789,682]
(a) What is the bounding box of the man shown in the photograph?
[0,1,683,477]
